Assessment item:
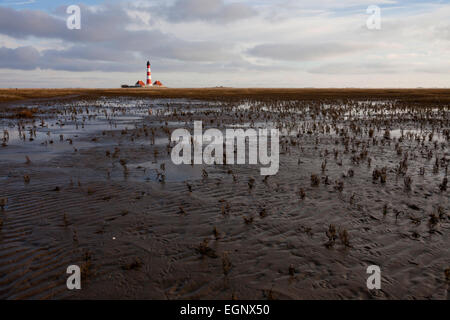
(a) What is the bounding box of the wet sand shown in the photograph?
[3,88,450,104]
[0,91,448,299]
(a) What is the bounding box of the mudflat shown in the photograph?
[0,89,448,299]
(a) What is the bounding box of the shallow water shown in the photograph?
[0,96,448,300]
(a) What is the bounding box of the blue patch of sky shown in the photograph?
[0,0,104,10]
[3,0,449,14]
[304,0,450,17]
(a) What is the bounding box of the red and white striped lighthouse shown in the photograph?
[146,61,152,87]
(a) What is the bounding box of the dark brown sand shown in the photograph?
[3,88,450,104]
[0,90,448,299]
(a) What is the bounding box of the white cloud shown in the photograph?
[0,1,450,87]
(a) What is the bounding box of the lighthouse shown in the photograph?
[121,60,164,88]
[146,61,152,87]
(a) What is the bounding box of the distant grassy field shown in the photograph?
[1,88,450,104]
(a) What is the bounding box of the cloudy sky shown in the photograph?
[1,0,450,88]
